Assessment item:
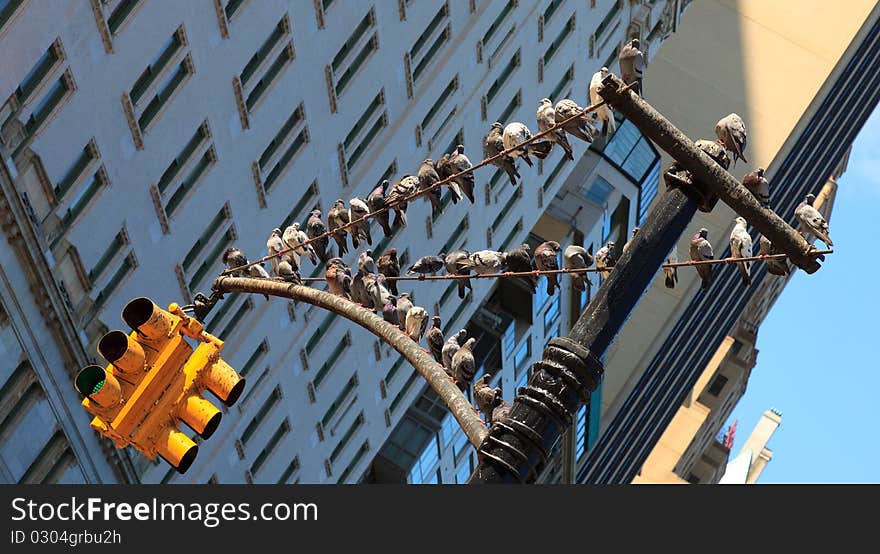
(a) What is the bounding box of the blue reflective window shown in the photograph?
[575,404,587,460]
[580,175,614,206]
[638,161,660,226]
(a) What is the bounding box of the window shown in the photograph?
[498,218,523,252]
[241,386,281,446]
[165,147,215,217]
[543,153,570,192]
[594,0,621,42]
[15,40,62,106]
[55,140,98,202]
[390,370,419,414]
[543,0,565,27]
[514,337,531,375]
[240,339,269,378]
[327,8,376,101]
[182,206,228,272]
[579,175,613,206]
[637,160,660,226]
[491,186,522,232]
[131,30,183,105]
[106,0,141,34]
[22,70,73,138]
[480,0,517,58]
[277,457,300,484]
[58,167,108,230]
[440,215,469,256]
[408,3,450,85]
[550,64,574,102]
[543,14,574,66]
[341,90,386,172]
[243,18,293,112]
[486,49,520,105]
[305,313,338,356]
[250,418,290,476]
[260,104,308,194]
[91,252,136,310]
[313,332,351,389]
[88,229,129,284]
[497,90,521,126]
[218,295,252,339]
[420,76,458,136]
[323,373,358,428]
[455,457,473,484]
[543,296,560,333]
[575,404,587,460]
[408,436,440,484]
[137,55,193,132]
[182,205,233,293]
[707,374,728,397]
[1,0,26,32]
[280,181,319,230]
[330,412,365,464]
[337,441,369,483]
[603,120,660,183]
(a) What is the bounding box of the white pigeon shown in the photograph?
[405,306,429,342]
[502,122,551,167]
[729,216,753,287]
[267,228,294,276]
[589,67,617,137]
[563,244,592,291]
[794,193,833,247]
[536,98,574,160]
[282,222,317,266]
[457,250,506,275]
[715,113,748,166]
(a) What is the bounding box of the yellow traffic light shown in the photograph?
[75,297,246,474]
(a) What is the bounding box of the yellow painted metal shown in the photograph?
[97,330,145,373]
[155,426,198,472]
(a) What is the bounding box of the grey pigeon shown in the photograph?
[448,145,476,204]
[663,247,679,289]
[222,246,270,299]
[694,139,731,171]
[622,226,640,257]
[282,222,317,266]
[452,337,477,392]
[689,228,714,289]
[405,305,429,342]
[759,235,789,276]
[276,259,302,284]
[408,255,446,275]
[358,249,377,274]
[376,248,400,296]
[794,193,833,247]
[534,241,562,296]
[595,240,616,279]
[743,167,770,208]
[418,159,443,217]
[386,175,419,228]
[426,316,444,364]
[266,228,293,276]
[325,258,351,299]
[395,292,413,332]
[367,180,393,239]
[473,374,509,426]
[555,99,598,143]
[618,38,645,95]
[350,269,374,308]
[715,113,748,166]
[442,329,467,377]
[436,153,464,204]
[445,250,473,299]
[589,67,616,137]
[503,243,537,294]
[348,197,372,247]
[458,249,506,275]
[483,122,520,186]
[537,98,574,160]
[327,199,351,256]
[502,122,552,167]
[306,208,330,265]
[368,273,395,310]
[382,298,399,326]
[729,216,753,287]
[563,244,593,291]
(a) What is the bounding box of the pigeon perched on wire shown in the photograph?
[418,159,444,217]
[452,338,477,392]
[367,180,394,239]
[358,249,377,274]
[376,248,400,296]
[445,250,473,299]
[367,273,394,309]
[396,292,413,332]
[503,243,537,294]
[589,67,617,137]
[537,99,574,160]
[554,99,598,143]
[266,228,293,276]
[689,228,714,289]
[563,244,593,291]
[325,258,352,299]
[663,247,679,289]
[282,222,317,266]
[222,246,270,299]
[447,145,476,204]
[794,193,833,247]
[595,240,616,280]
[348,197,372,247]
[426,315,444,364]
[759,235,790,276]
[408,255,446,275]
[458,249,506,275]
[350,269,374,309]
[436,153,464,205]
[729,216,753,287]
[483,122,521,186]
[743,167,771,208]
[618,38,645,95]
[502,122,552,167]
[534,241,562,296]
[715,113,748,166]
[442,329,468,377]
[307,208,330,265]
[386,175,419,228]
[327,199,352,256]
[405,305,429,342]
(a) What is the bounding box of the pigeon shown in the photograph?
[554,99,598,143]
[447,145,476,204]
[618,38,645,95]
[436,153,464,204]
[325,258,352,299]
[386,175,419,228]
[282,222,317,266]
[595,240,616,280]
[715,113,748,166]
[473,374,509,425]
[458,249,506,275]
[367,180,394,239]
[382,298,399,326]
[405,305,429,342]
[694,139,731,171]
[502,122,552,167]
[426,316,444,364]
[563,244,593,291]
[491,398,511,426]
[729,216,753,287]
[408,255,446,275]
[759,235,790,276]
[503,243,537,294]
[348,197,372,247]
[306,208,330,265]
[418,159,443,217]
[222,246,270,299]
[743,167,770,208]
[358,249,377,274]
[794,193,833,247]
[327,199,352,256]
[483,122,521,186]
[622,226,640,257]
[396,292,413,332]
[368,274,395,312]
[445,250,473,299]
[689,228,714,289]
[442,329,467,377]
[589,67,617,137]
[266,228,291,276]
[350,269,374,308]
[452,337,477,392]
[376,248,400,296]
[663,247,679,289]
[275,259,302,284]
[537,98,574,160]
[533,241,562,296]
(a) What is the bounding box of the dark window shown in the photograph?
[707,374,728,397]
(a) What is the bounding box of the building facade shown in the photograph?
[0,0,688,483]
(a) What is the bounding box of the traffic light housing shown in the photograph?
[75,297,246,474]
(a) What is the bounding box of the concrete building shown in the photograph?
[0,0,688,483]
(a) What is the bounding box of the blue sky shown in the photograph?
[722,107,880,483]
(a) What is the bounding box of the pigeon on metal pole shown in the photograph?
[306,208,331,265]
[405,305,430,342]
[396,292,414,332]
[563,244,593,291]
[743,167,771,208]
[367,180,394,239]
[417,159,444,217]
[382,298,399,326]
[483,122,521,186]
[386,175,419,228]
[348,197,372,247]
[325,258,352,299]
[266,228,288,275]
[729,216,753,287]
[503,243,537,294]
[534,241,562,296]
[282,222,317,266]
[442,329,467,379]
[689,228,715,289]
[589,67,617,137]
[426,316,444,364]
[759,235,790,276]
[408,255,446,275]
[618,38,645,96]
[663,246,678,289]
[358,249,377,274]
[595,240,616,280]
[715,113,748,167]
[452,337,477,393]
[327,199,352,256]
[554,99,598,144]
[445,249,473,299]
[794,193,833,247]
[276,259,302,284]
[376,248,401,296]
[537,98,574,160]
[368,273,395,311]
[502,122,552,167]
[350,269,374,309]
[222,246,270,299]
